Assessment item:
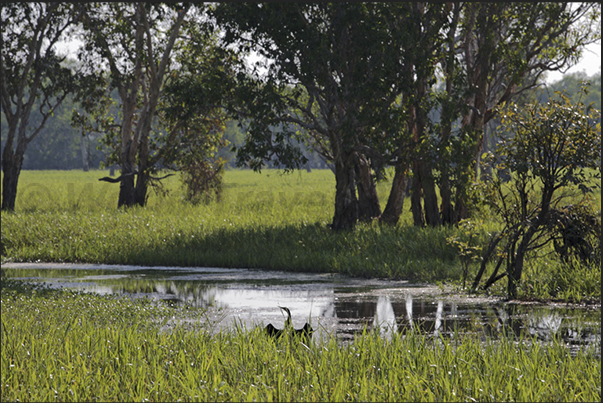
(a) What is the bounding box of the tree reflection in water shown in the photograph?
[3,263,600,355]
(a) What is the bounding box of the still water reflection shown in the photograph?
[3,263,600,353]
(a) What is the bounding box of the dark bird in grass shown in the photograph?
[264,306,314,341]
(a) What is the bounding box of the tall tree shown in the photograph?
[212,3,415,230]
[396,3,450,227]
[78,2,189,207]
[1,3,81,211]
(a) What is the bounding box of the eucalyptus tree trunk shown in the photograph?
[410,159,442,227]
[418,161,441,226]
[380,163,410,226]
[415,74,441,227]
[134,136,150,207]
[438,76,456,225]
[116,94,140,208]
[439,178,454,224]
[410,166,425,227]
[132,4,187,207]
[355,153,381,222]
[117,142,137,208]
[437,5,457,225]
[331,146,358,231]
[115,6,144,208]
[1,142,25,211]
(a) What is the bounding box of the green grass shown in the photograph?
[1,170,601,402]
[1,169,600,298]
[1,169,461,282]
[1,283,600,402]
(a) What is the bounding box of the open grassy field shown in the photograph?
[1,169,463,281]
[1,170,601,402]
[1,168,600,299]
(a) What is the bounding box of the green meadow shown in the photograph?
[1,169,459,281]
[1,168,600,297]
[1,169,601,402]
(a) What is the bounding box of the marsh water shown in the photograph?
[2,262,600,354]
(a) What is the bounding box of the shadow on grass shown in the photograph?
[121,223,462,283]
